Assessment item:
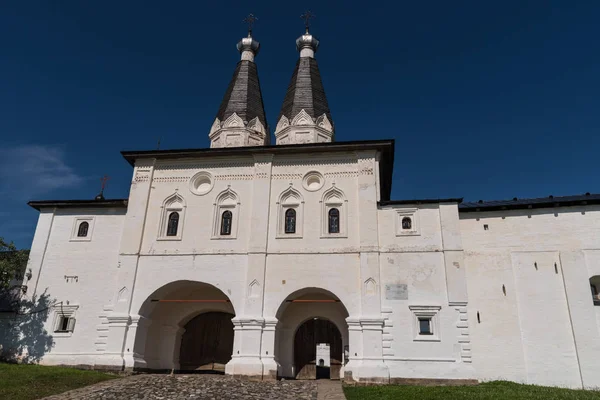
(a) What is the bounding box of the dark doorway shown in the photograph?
[179,312,234,372]
[294,318,343,380]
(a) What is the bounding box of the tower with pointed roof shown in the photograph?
[209,22,269,148]
[274,20,334,145]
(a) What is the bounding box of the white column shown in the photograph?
[225,317,265,378]
[225,154,275,379]
[102,159,156,369]
[95,314,131,370]
[261,318,279,380]
[350,151,389,383]
[123,315,150,370]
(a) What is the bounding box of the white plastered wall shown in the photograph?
[23,208,125,366]
[461,206,600,389]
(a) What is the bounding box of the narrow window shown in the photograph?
[166,212,179,237]
[220,210,232,235]
[402,217,412,230]
[284,208,296,234]
[77,221,89,237]
[328,208,340,234]
[483,224,489,231]
[418,318,432,335]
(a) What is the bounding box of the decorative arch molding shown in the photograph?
[223,112,245,129]
[247,117,266,136]
[275,115,290,134]
[273,286,352,321]
[291,109,315,127]
[209,118,221,135]
[364,278,377,297]
[248,279,260,299]
[158,192,186,240]
[277,185,304,205]
[320,186,348,238]
[212,186,241,239]
[276,185,304,238]
[315,114,333,133]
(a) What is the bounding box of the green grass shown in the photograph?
[0,363,118,400]
[343,381,600,400]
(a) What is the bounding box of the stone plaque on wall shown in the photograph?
[385,284,408,300]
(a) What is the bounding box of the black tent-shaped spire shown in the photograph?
[277,57,331,124]
[215,59,268,129]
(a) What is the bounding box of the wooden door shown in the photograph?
[179,312,234,372]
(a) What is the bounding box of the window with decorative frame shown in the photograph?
[321,186,347,238]
[212,187,240,239]
[276,186,303,238]
[52,304,79,337]
[70,218,94,241]
[396,208,420,236]
[158,193,186,240]
[409,305,441,341]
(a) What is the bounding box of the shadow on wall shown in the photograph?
[0,289,55,363]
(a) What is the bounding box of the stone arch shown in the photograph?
[133,280,236,371]
[274,287,350,379]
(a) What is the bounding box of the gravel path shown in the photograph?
[42,374,319,400]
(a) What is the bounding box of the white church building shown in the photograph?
[17,25,600,389]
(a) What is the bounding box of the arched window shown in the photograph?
[285,208,296,234]
[328,208,340,234]
[402,217,412,230]
[77,221,89,237]
[166,212,179,236]
[220,210,232,235]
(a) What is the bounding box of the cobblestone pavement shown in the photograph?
[42,374,319,400]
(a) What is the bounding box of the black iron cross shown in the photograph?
[243,14,258,36]
[300,11,315,33]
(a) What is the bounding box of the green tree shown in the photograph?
[0,238,29,292]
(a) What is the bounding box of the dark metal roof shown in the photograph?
[380,198,463,206]
[121,139,395,201]
[278,57,331,123]
[215,60,267,128]
[28,199,128,211]
[459,193,600,212]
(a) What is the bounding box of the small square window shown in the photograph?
[418,318,432,335]
[409,305,441,342]
[54,316,76,333]
[52,305,78,336]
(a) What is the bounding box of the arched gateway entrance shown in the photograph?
[134,280,235,372]
[294,318,343,379]
[276,288,349,380]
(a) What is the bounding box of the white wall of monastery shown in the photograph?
[24,208,125,366]
[10,145,600,389]
[461,206,600,389]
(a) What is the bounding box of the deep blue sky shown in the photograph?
[1,1,599,248]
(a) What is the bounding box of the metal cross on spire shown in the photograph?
[243,13,258,37]
[300,10,315,33]
[97,175,110,200]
